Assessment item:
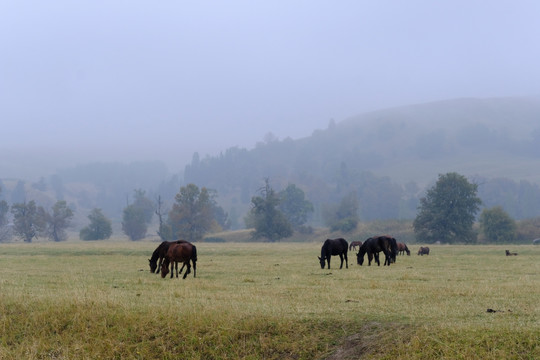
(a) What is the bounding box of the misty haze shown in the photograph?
[1,2,540,239]
[3,3,540,359]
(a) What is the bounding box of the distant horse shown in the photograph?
[161,242,197,279]
[397,242,410,256]
[417,247,430,256]
[505,250,518,256]
[357,235,398,266]
[149,240,189,274]
[318,238,348,269]
[349,240,363,252]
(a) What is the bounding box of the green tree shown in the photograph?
[322,191,359,232]
[413,172,482,244]
[122,205,147,241]
[479,206,517,243]
[0,186,8,227]
[167,184,214,241]
[40,200,74,242]
[249,179,292,241]
[0,187,11,242]
[80,208,112,240]
[11,200,44,242]
[278,184,314,230]
[122,190,154,241]
[132,189,155,223]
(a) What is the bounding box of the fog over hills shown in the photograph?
[2,96,540,184]
[3,96,540,228]
[317,96,540,184]
[4,2,540,184]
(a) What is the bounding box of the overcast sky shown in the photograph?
[2,1,540,177]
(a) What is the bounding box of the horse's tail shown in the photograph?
[191,245,198,263]
[191,244,197,277]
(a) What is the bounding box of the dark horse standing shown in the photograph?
[161,241,198,279]
[357,235,398,266]
[318,238,348,269]
[417,246,430,256]
[149,240,189,274]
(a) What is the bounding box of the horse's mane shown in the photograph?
[149,243,163,262]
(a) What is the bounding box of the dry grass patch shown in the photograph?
[0,242,539,359]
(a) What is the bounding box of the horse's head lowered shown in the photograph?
[149,258,157,273]
[317,256,326,269]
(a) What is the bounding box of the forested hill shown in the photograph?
[184,97,540,225]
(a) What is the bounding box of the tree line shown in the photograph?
[1,171,538,244]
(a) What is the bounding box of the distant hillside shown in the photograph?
[3,97,540,233]
[185,97,540,226]
[305,96,540,184]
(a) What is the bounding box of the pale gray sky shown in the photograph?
[1,1,540,177]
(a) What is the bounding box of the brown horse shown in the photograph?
[161,242,198,279]
[505,250,518,256]
[349,240,363,252]
[417,246,430,256]
[397,242,410,256]
[149,240,189,274]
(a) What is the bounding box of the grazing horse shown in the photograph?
[357,235,398,266]
[505,250,518,256]
[149,240,189,274]
[318,238,348,269]
[417,246,430,256]
[397,242,410,256]
[161,242,197,279]
[349,240,363,252]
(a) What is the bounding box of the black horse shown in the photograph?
[357,235,398,266]
[417,246,430,256]
[318,238,348,269]
[149,240,189,274]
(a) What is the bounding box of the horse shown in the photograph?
[349,240,363,252]
[417,246,430,256]
[397,242,410,256]
[149,240,189,274]
[318,238,348,269]
[357,235,398,266]
[161,241,197,279]
[505,250,518,256]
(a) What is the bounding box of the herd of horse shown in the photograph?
[318,236,428,269]
[148,236,428,279]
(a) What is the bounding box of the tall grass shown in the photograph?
[0,241,539,359]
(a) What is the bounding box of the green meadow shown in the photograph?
[0,241,539,359]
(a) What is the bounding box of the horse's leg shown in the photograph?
[375,253,380,266]
[156,257,163,274]
[192,259,196,278]
[183,262,191,279]
[178,262,185,275]
[339,254,343,269]
[327,255,330,269]
[169,261,174,278]
[344,251,348,268]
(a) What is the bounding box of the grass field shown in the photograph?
[0,241,539,359]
